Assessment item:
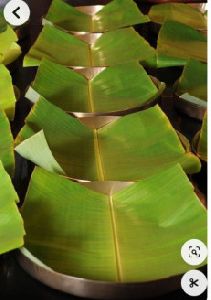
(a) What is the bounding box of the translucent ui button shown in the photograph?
[181,239,207,266]
[4,0,30,26]
[181,270,207,297]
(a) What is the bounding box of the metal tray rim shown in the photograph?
[17,248,182,300]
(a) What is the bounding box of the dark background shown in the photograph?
[0,1,207,299]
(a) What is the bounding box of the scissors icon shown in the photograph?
[189,278,199,288]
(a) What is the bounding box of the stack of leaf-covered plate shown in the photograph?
[15,1,207,299]
[148,3,207,120]
[23,0,164,117]
[0,18,24,256]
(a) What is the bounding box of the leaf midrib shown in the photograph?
[87,42,106,182]
[93,129,105,181]
[108,194,122,282]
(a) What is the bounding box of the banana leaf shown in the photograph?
[0,24,21,65]
[0,13,7,32]
[0,111,14,174]
[193,112,207,161]
[0,64,16,120]
[0,160,25,255]
[44,0,149,32]
[15,98,200,181]
[155,21,207,68]
[26,59,162,114]
[176,59,207,108]
[148,3,207,30]
[23,25,155,67]
[21,164,207,282]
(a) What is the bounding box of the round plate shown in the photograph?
[175,97,206,121]
[17,248,182,300]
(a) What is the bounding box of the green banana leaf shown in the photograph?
[0,13,7,32]
[0,160,25,255]
[26,59,162,113]
[148,3,207,30]
[22,164,207,282]
[193,112,207,161]
[23,25,155,67]
[0,24,21,65]
[44,0,149,32]
[176,59,207,108]
[15,98,200,181]
[154,21,207,68]
[0,111,14,174]
[0,64,16,120]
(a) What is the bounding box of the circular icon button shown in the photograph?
[181,239,207,266]
[3,0,30,26]
[181,270,207,297]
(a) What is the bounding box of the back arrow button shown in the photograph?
[3,0,30,26]
[12,6,21,19]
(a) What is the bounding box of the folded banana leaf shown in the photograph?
[0,24,21,65]
[193,112,207,161]
[23,25,155,67]
[152,21,207,68]
[15,98,200,181]
[176,59,207,108]
[26,59,163,114]
[0,64,16,120]
[44,0,149,32]
[21,164,207,282]
[0,111,14,174]
[0,13,7,32]
[0,160,25,255]
[148,3,207,30]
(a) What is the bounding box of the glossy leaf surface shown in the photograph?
[0,111,14,174]
[148,3,206,30]
[24,25,155,67]
[0,64,16,119]
[0,161,25,255]
[176,59,207,107]
[157,21,207,68]
[193,113,207,161]
[15,99,200,181]
[27,59,159,113]
[45,0,149,32]
[22,165,207,282]
[0,25,21,65]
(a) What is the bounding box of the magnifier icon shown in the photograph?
[182,240,207,265]
[189,246,200,257]
[191,249,198,256]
